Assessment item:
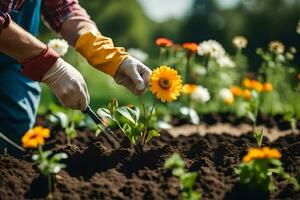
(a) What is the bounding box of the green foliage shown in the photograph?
[97,99,160,145]
[236,158,299,192]
[253,128,264,148]
[32,149,68,176]
[164,153,201,200]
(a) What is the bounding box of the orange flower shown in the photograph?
[242,78,252,88]
[251,80,263,92]
[262,147,281,159]
[243,147,282,163]
[230,86,242,97]
[182,84,197,95]
[155,37,173,47]
[242,89,252,100]
[263,82,273,92]
[297,73,300,81]
[182,42,198,54]
[21,126,50,148]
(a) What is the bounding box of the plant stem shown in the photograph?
[159,48,167,64]
[185,54,191,83]
[291,118,297,134]
[48,174,53,197]
[204,55,210,69]
[141,98,157,145]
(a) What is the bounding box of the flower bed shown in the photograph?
[1,118,299,200]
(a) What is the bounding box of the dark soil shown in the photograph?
[1,125,300,200]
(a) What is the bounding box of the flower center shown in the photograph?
[29,134,38,140]
[158,78,172,90]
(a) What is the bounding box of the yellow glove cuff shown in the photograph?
[75,31,128,76]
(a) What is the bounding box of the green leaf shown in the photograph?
[48,111,69,128]
[164,153,185,169]
[51,153,68,161]
[253,128,264,147]
[247,111,256,124]
[183,191,201,200]
[122,123,137,144]
[127,106,140,123]
[156,120,173,129]
[145,130,160,143]
[97,108,113,120]
[181,172,198,190]
[117,106,137,125]
[108,98,119,115]
[172,168,185,177]
[179,107,200,125]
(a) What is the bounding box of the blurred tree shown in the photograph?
[181,0,300,69]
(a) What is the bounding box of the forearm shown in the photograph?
[0,21,46,62]
[60,20,98,46]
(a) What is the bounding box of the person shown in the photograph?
[0,0,151,154]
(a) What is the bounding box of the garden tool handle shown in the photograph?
[83,106,101,124]
[83,106,120,142]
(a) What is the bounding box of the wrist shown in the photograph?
[21,46,59,81]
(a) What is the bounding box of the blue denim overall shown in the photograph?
[0,0,41,153]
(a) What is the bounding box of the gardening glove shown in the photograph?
[42,58,90,111]
[114,56,152,95]
[75,31,151,95]
[75,30,128,76]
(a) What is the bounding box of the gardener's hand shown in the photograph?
[114,56,152,95]
[42,58,90,110]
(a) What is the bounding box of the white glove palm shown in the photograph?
[114,56,151,95]
[42,58,90,111]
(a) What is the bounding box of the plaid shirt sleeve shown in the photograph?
[42,0,94,32]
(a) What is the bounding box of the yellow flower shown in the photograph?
[150,65,183,102]
[21,126,50,148]
[263,82,273,92]
[243,147,282,163]
[182,84,197,95]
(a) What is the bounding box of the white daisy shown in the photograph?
[232,36,248,49]
[48,39,69,56]
[217,56,235,68]
[219,88,234,104]
[197,40,225,58]
[191,85,210,103]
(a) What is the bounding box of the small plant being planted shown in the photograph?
[164,153,201,200]
[97,65,183,149]
[21,126,68,198]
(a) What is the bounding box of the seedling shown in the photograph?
[98,66,182,148]
[33,147,67,196]
[21,126,68,197]
[253,128,264,147]
[164,153,201,200]
[284,110,297,133]
[236,147,299,192]
[97,98,160,147]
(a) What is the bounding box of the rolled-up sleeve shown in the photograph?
[41,0,94,32]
